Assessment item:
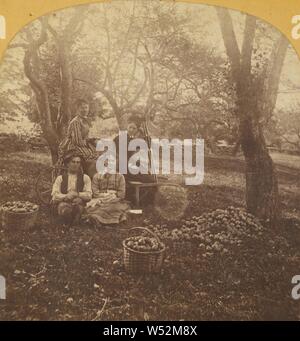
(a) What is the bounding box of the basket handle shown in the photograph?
[128,227,161,244]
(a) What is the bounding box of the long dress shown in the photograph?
[58,115,97,162]
[113,133,156,183]
[86,173,130,225]
[113,133,157,203]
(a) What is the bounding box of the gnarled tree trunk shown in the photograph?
[240,117,279,224]
[216,7,288,225]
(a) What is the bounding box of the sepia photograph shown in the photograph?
[0,0,300,322]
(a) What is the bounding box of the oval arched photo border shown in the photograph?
[0,0,300,61]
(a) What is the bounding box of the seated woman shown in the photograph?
[58,99,97,179]
[85,156,130,226]
[51,152,92,225]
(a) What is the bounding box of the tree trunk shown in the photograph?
[57,40,73,138]
[240,117,279,225]
[216,8,288,225]
[24,48,60,164]
[48,140,59,165]
[40,122,59,164]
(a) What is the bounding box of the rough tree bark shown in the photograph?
[216,8,289,225]
[14,10,87,163]
[22,19,59,164]
[47,9,86,138]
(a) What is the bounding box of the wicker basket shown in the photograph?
[123,227,166,274]
[1,206,39,230]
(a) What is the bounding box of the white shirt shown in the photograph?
[51,173,92,202]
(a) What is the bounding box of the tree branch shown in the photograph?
[73,77,121,121]
[216,7,241,81]
[240,15,256,78]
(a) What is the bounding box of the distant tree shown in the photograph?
[276,103,300,152]
[0,51,31,124]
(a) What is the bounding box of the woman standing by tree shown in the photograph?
[58,99,97,178]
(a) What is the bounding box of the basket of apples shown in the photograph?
[1,201,39,230]
[123,227,166,274]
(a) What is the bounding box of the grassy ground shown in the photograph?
[270,151,300,170]
[0,150,299,320]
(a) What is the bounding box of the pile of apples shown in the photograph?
[125,236,165,252]
[1,201,39,214]
[151,207,264,257]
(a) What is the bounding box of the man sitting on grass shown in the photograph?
[51,152,92,225]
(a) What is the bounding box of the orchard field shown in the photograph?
[0,149,299,320]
